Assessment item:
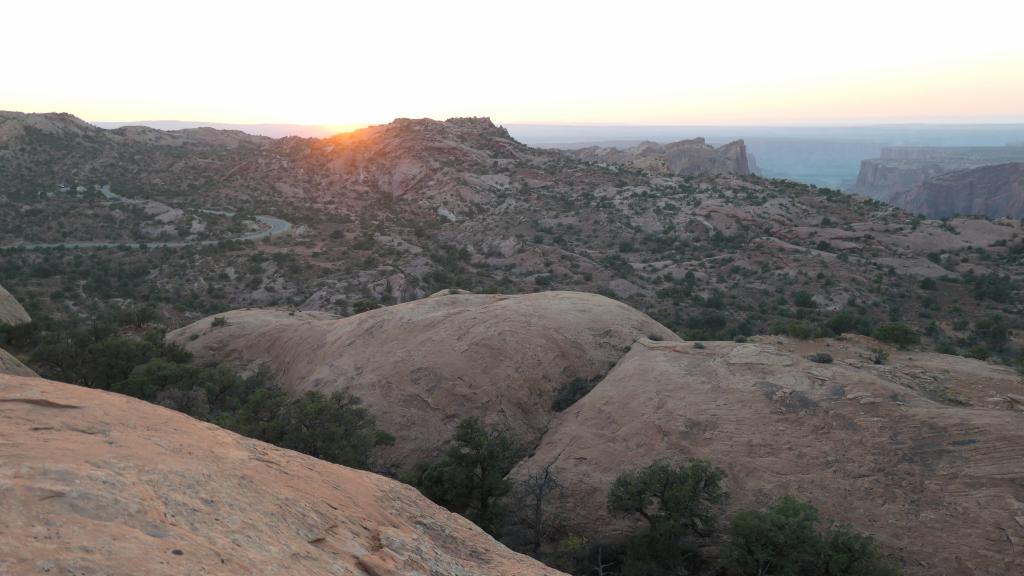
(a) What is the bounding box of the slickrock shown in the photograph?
[169,291,678,468]
[0,374,565,576]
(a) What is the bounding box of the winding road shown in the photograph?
[2,186,292,250]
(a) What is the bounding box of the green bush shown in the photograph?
[809,352,833,364]
[724,496,898,576]
[416,417,521,536]
[607,460,727,575]
[872,323,919,347]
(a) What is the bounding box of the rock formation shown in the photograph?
[851,145,1024,202]
[0,283,30,326]
[168,291,678,468]
[0,373,564,575]
[566,138,751,176]
[889,162,1024,219]
[513,335,1024,576]
[174,290,1024,575]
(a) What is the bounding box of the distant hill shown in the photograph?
[92,119,341,139]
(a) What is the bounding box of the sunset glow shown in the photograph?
[3,0,1022,126]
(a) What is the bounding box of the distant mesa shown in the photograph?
[853,145,1024,201]
[565,137,752,176]
[889,162,1024,219]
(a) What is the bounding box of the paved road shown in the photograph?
[2,186,292,250]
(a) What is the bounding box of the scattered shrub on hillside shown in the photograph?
[211,316,228,328]
[869,348,889,365]
[809,352,833,364]
[872,323,919,347]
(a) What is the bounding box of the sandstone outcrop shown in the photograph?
[513,335,1024,576]
[168,291,678,468]
[566,138,751,176]
[0,373,564,576]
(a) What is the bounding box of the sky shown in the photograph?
[3,0,1023,128]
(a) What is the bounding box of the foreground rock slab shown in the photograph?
[0,374,565,576]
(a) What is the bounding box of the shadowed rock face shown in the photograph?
[168,291,679,468]
[0,283,30,326]
[0,374,565,576]
[513,336,1024,576]
[566,138,751,176]
[0,348,34,377]
[889,162,1024,219]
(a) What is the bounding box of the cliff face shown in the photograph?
[0,373,565,576]
[851,146,1024,202]
[890,162,1024,218]
[567,137,752,176]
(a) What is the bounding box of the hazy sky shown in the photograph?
[3,0,1022,127]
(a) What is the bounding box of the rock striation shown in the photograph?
[0,373,565,576]
[566,138,751,176]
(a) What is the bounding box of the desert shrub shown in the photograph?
[972,273,1013,303]
[793,291,815,308]
[230,387,394,469]
[872,323,919,347]
[608,460,727,575]
[723,496,898,576]
[352,299,381,313]
[869,348,889,365]
[809,352,833,364]
[973,314,1009,351]
[724,496,821,576]
[211,316,228,327]
[415,417,521,535]
[825,311,875,337]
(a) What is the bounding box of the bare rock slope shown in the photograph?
[0,373,564,576]
[168,291,678,467]
[0,283,30,325]
[514,335,1024,576]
